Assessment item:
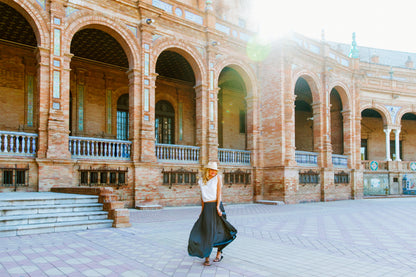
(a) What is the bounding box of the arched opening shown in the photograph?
[117,94,129,140]
[294,78,314,152]
[361,109,384,161]
[218,67,247,150]
[330,88,344,154]
[400,113,416,161]
[0,2,38,133]
[69,28,129,139]
[155,100,175,144]
[155,50,196,145]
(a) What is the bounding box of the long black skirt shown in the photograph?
[188,202,237,258]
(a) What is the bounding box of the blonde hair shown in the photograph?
[202,168,210,185]
[202,168,218,185]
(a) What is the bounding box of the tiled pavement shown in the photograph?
[1,198,416,276]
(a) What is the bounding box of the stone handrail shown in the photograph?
[156,143,200,163]
[218,148,251,165]
[0,131,37,157]
[69,136,131,160]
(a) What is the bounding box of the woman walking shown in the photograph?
[188,162,237,266]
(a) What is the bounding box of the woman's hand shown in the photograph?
[217,207,222,216]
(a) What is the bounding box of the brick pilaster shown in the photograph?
[194,84,209,165]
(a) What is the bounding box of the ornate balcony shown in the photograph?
[156,143,200,163]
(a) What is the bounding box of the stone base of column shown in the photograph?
[350,169,364,199]
[36,158,74,191]
[262,166,298,204]
[320,168,335,201]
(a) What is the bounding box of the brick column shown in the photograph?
[207,87,219,163]
[35,47,50,159]
[127,68,141,162]
[194,84,209,165]
[37,1,73,191]
[341,110,353,167]
[311,101,327,167]
[284,93,296,166]
[136,23,157,163]
[246,92,260,167]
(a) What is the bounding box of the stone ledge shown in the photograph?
[136,205,163,210]
[255,200,285,206]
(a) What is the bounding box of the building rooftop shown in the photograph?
[328,41,416,69]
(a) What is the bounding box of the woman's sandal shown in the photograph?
[203,260,211,266]
[213,255,223,262]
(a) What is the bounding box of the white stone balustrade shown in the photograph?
[0,131,38,157]
[218,148,251,165]
[156,143,200,163]
[69,136,131,160]
[332,154,348,167]
[295,151,318,166]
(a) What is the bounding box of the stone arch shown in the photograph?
[292,70,322,104]
[328,82,352,111]
[113,86,129,99]
[395,107,415,126]
[64,11,140,69]
[360,103,391,126]
[152,37,206,86]
[214,58,257,98]
[2,0,50,47]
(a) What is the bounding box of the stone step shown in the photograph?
[0,193,99,207]
[0,211,109,226]
[0,219,114,237]
[256,200,285,205]
[0,192,114,236]
[0,203,104,216]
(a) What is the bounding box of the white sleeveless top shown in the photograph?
[199,175,222,202]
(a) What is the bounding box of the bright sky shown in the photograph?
[252,0,416,53]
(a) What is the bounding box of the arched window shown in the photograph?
[117,94,129,140]
[156,100,175,144]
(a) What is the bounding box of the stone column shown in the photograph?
[394,129,401,161]
[384,128,392,161]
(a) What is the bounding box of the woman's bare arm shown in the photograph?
[216,175,222,216]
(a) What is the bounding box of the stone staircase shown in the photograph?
[0,192,113,237]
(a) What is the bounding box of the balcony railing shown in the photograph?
[295,151,318,166]
[156,143,200,163]
[332,154,348,167]
[0,131,37,157]
[219,148,251,165]
[69,136,131,160]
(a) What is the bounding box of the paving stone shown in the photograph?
[1,200,416,276]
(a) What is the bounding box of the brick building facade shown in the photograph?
[1,0,416,207]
